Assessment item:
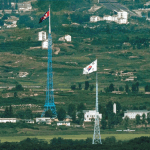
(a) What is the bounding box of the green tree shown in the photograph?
[123,116,129,129]
[142,113,146,126]
[57,107,66,121]
[9,105,13,118]
[78,83,82,90]
[14,92,17,97]
[145,85,150,92]
[85,81,89,90]
[25,109,33,119]
[68,104,76,122]
[15,83,24,91]
[3,107,9,118]
[136,82,139,92]
[0,20,4,26]
[45,109,53,117]
[77,103,86,112]
[108,83,114,92]
[98,104,105,117]
[71,85,76,90]
[3,105,13,118]
[147,112,150,124]
[136,114,141,126]
[116,102,122,114]
[125,84,129,93]
[132,83,137,92]
[119,86,124,91]
[106,101,113,115]
[77,112,84,125]
[108,113,115,129]
[101,117,107,129]
[90,84,94,91]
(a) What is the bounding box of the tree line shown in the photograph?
[104,82,150,93]
[0,136,150,150]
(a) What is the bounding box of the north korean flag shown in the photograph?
[39,10,50,23]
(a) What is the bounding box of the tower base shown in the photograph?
[41,103,57,117]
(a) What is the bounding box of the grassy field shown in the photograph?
[0,134,150,143]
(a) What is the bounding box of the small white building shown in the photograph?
[83,110,102,122]
[4,10,12,14]
[64,115,72,121]
[17,2,32,12]
[0,118,17,123]
[38,31,46,41]
[58,36,65,42]
[36,117,51,124]
[123,110,150,119]
[90,16,102,22]
[58,35,71,42]
[19,72,29,77]
[24,119,34,124]
[57,121,70,126]
[65,35,71,42]
[42,39,48,49]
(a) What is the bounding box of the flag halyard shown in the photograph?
[83,59,97,74]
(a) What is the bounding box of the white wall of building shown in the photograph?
[38,31,46,41]
[57,121,70,126]
[42,39,48,49]
[89,11,128,24]
[65,35,71,42]
[36,117,51,124]
[123,110,150,119]
[0,118,17,123]
[90,16,102,22]
[84,110,102,122]
[117,11,128,19]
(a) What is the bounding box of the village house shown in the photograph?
[57,121,70,126]
[90,16,102,22]
[65,35,71,42]
[0,118,18,123]
[22,119,34,124]
[64,115,72,121]
[58,35,71,42]
[36,117,51,124]
[4,10,12,14]
[90,10,128,24]
[17,2,32,12]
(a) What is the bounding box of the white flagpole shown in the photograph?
[49,5,51,34]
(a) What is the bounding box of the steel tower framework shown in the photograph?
[92,72,102,144]
[41,6,57,117]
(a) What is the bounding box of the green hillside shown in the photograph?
[0,0,150,113]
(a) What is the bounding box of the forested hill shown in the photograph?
[36,0,91,12]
